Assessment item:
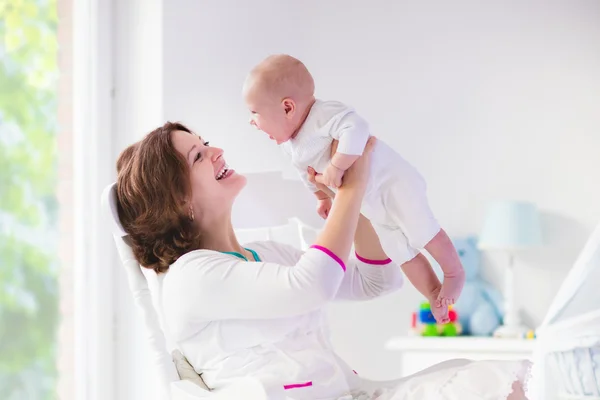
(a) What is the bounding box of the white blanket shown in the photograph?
[346,359,531,400]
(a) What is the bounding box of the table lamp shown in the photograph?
[478,200,543,338]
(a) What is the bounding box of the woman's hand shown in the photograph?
[308,170,336,199]
[307,139,340,198]
[336,136,376,191]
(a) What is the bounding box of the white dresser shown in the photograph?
[385,336,536,376]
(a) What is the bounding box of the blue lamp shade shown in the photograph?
[478,201,543,250]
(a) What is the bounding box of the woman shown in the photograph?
[116,122,530,399]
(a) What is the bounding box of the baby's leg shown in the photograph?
[425,230,465,307]
[375,171,464,308]
[506,380,527,400]
[438,275,465,307]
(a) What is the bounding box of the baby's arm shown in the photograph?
[331,153,359,170]
[320,154,358,188]
[317,110,370,188]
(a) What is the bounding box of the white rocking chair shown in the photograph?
[101,183,270,400]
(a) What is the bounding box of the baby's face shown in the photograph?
[244,85,294,145]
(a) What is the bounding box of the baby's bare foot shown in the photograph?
[431,302,449,324]
[436,271,465,307]
[428,288,450,324]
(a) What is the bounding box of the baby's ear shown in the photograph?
[282,98,295,117]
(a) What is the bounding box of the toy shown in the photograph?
[429,237,503,336]
[522,330,536,340]
[411,302,463,336]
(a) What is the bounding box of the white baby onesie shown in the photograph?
[281,99,441,264]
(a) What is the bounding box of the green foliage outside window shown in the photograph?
[1,0,60,398]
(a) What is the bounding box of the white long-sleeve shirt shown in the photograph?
[281,100,441,262]
[161,241,403,400]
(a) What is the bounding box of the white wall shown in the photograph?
[113,0,600,392]
[300,0,600,379]
[162,0,315,174]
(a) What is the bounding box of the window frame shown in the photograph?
[72,0,117,398]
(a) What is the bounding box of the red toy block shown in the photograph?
[449,309,457,322]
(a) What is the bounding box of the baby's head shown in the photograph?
[243,54,315,144]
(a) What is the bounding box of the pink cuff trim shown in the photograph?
[284,381,313,390]
[311,245,346,271]
[355,252,392,265]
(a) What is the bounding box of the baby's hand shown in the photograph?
[319,163,344,188]
[316,197,332,219]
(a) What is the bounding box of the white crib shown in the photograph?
[530,222,600,399]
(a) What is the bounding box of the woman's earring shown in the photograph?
[189,207,195,221]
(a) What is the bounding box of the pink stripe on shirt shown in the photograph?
[283,381,313,390]
[310,245,346,271]
[355,252,392,265]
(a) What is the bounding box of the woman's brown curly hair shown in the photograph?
[116,122,202,273]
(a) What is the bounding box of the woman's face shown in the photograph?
[171,129,246,221]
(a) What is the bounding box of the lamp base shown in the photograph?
[493,324,529,339]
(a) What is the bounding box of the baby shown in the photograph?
[243,54,464,322]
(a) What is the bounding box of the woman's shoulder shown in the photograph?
[169,241,304,269]
[168,248,233,275]
[244,240,304,264]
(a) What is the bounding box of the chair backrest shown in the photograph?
[100,183,179,399]
[231,171,323,251]
[234,217,319,251]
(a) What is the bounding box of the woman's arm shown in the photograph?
[308,158,404,301]
[336,215,404,300]
[309,137,375,266]
[353,214,388,261]
[167,248,347,320]
[166,138,378,321]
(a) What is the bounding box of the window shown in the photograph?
[0,0,73,398]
